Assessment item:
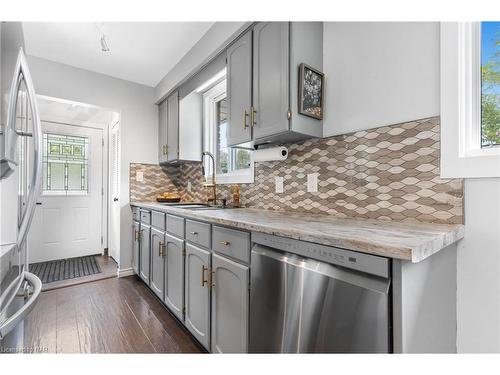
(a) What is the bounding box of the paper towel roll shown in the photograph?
[253,146,288,162]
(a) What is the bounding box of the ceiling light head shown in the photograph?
[100,35,110,52]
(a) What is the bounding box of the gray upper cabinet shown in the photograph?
[178,92,203,162]
[211,253,249,353]
[164,233,185,321]
[132,221,140,275]
[158,99,168,164]
[252,22,290,141]
[184,243,211,350]
[150,227,165,299]
[226,22,323,147]
[166,91,179,162]
[227,30,253,147]
[139,224,151,285]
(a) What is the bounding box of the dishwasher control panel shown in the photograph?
[251,232,390,278]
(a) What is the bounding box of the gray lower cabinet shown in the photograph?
[184,243,211,350]
[150,227,166,299]
[132,221,140,275]
[211,253,249,353]
[252,22,290,140]
[164,233,185,321]
[139,224,151,285]
[227,30,252,146]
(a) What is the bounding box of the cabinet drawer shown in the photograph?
[132,207,140,221]
[140,209,151,224]
[151,211,166,230]
[167,214,185,238]
[185,219,211,248]
[212,226,250,264]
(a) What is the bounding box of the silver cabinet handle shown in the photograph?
[0,272,42,339]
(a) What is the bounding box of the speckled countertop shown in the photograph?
[131,202,464,263]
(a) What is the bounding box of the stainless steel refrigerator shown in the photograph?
[0,41,43,352]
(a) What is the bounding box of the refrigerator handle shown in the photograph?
[0,272,42,340]
[6,48,43,251]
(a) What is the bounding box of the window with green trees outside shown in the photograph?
[481,22,500,148]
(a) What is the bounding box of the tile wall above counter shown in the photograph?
[130,116,464,225]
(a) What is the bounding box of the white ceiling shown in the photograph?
[37,95,117,127]
[23,22,214,87]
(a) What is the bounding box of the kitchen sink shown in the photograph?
[157,202,232,210]
[180,206,232,210]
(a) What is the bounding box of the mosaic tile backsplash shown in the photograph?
[129,117,464,225]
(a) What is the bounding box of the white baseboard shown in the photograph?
[117,267,135,278]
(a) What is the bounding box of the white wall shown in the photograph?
[321,21,499,353]
[457,178,500,352]
[26,55,157,271]
[323,22,440,136]
[155,22,248,103]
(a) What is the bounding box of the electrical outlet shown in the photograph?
[187,181,192,193]
[136,171,144,182]
[275,176,284,193]
[307,173,319,193]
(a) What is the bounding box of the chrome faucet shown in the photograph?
[201,151,217,206]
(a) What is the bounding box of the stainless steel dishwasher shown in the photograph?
[249,233,391,353]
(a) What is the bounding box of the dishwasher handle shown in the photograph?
[251,244,391,295]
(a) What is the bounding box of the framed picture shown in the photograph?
[298,63,324,120]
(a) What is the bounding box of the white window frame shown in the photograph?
[202,80,254,184]
[441,22,500,178]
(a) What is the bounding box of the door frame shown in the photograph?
[36,94,119,257]
[108,119,120,264]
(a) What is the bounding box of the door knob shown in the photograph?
[35,202,42,205]
[113,198,119,202]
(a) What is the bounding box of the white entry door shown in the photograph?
[28,121,104,263]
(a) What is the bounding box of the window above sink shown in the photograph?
[200,74,254,184]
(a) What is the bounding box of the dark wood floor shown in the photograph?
[24,276,205,353]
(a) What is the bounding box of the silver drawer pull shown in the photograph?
[219,241,230,246]
[189,231,198,235]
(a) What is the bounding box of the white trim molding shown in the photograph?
[441,22,500,178]
[117,267,134,278]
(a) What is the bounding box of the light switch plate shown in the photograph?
[187,181,192,193]
[275,176,284,193]
[136,171,144,182]
[307,173,319,193]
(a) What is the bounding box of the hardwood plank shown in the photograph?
[23,289,57,353]
[24,274,204,354]
[118,277,198,353]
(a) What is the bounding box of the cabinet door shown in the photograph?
[184,243,211,350]
[132,221,140,275]
[227,30,252,146]
[166,90,179,162]
[211,253,249,353]
[252,22,290,140]
[139,224,151,285]
[164,233,184,321]
[158,99,168,164]
[150,227,165,299]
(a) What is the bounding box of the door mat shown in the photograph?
[29,255,102,284]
